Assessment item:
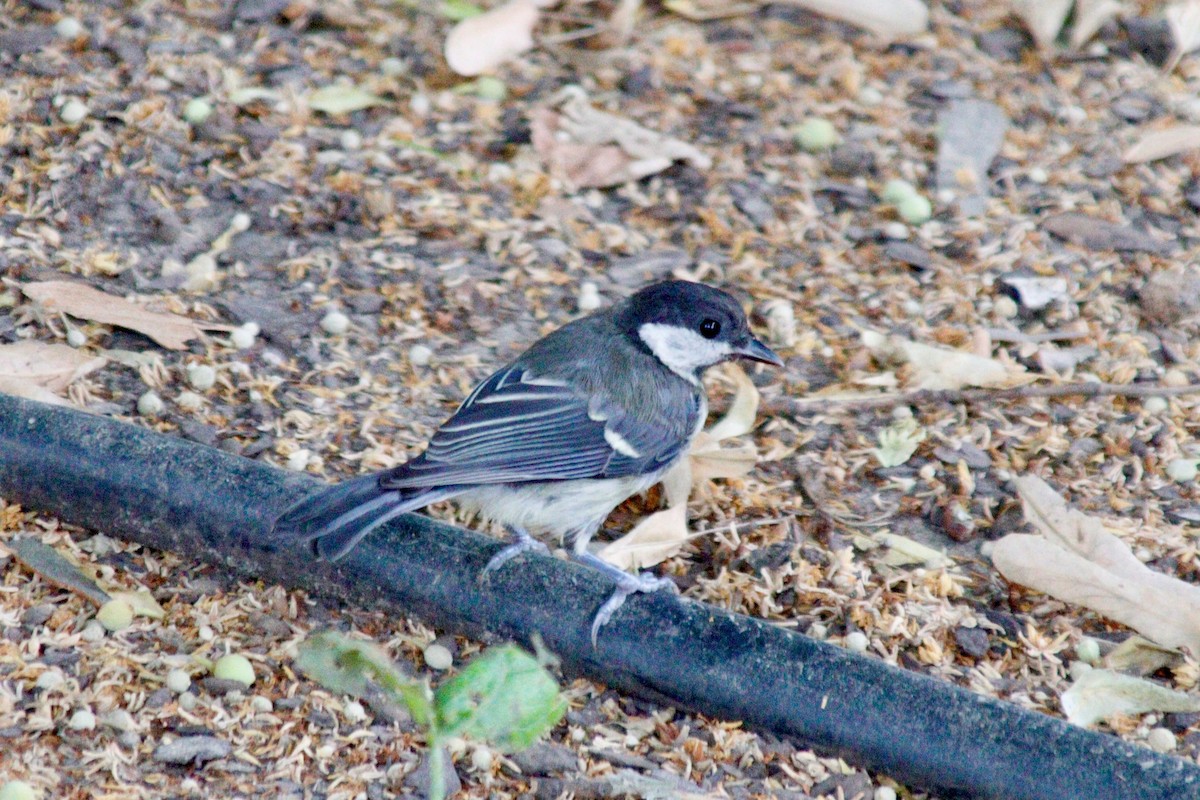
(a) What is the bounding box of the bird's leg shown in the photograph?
[482,525,550,577]
[571,531,678,645]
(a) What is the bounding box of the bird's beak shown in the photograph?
[735,337,784,367]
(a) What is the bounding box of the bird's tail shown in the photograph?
[272,474,458,561]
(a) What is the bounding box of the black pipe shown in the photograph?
[1,392,1197,800]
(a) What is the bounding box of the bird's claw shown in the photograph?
[480,527,549,583]
[588,568,678,646]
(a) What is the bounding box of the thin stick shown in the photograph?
[776,382,1200,414]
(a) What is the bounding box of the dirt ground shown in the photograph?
[3,0,1200,797]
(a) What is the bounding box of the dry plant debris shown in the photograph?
[5,0,1200,797]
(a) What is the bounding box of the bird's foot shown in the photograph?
[481,526,550,580]
[576,552,678,646]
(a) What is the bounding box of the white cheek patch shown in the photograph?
[638,323,732,383]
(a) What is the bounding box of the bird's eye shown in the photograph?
[699,319,721,339]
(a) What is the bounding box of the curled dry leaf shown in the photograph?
[1122,125,1200,163]
[532,86,711,190]
[1061,668,1200,728]
[444,0,539,76]
[0,340,106,405]
[992,475,1200,653]
[774,0,928,38]
[599,364,760,570]
[873,532,949,568]
[21,280,206,350]
[862,330,1030,391]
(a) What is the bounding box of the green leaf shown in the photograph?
[295,630,434,726]
[440,0,484,21]
[434,644,566,751]
[309,85,386,115]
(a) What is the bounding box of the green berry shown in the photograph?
[881,179,918,204]
[96,599,133,632]
[896,193,933,224]
[795,117,839,152]
[213,654,255,687]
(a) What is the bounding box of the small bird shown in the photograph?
[273,280,782,641]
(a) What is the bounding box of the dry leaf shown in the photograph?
[0,341,106,404]
[862,330,1030,391]
[308,84,386,115]
[664,0,758,21]
[1069,0,1124,49]
[992,475,1200,653]
[6,536,111,606]
[532,87,710,190]
[1167,0,1200,70]
[444,0,539,76]
[1103,636,1183,676]
[874,532,950,568]
[109,589,167,620]
[775,0,928,38]
[1012,0,1075,49]
[1122,125,1200,163]
[599,364,761,570]
[1061,668,1200,727]
[21,281,205,350]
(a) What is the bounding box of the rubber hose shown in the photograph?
[0,393,1197,799]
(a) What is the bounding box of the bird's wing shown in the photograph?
[380,365,693,489]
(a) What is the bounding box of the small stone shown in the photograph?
[843,631,869,653]
[250,695,274,713]
[881,222,909,240]
[59,99,89,124]
[186,364,217,391]
[993,295,1019,319]
[213,654,255,687]
[1076,637,1101,665]
[80,620,105,642]
[100,709,135,732]
[96,599,133,632]
[153,735,231,766]
[68,709,96,731]
[178,693,198,711]
[230,324,258,350]
[469,745,494,772]
[339,129,363,151]
[1147,727,1176,753]
[380,57,406,76]
[410,93,432,116]
[424,643,453,671]
[795,117,840,152]
[1028,166,1048,184]
[35,670,65,692]
[137,391,164,417]
[55,16,84,39]
[954,626,990,658]
[285,449,311,471]
[874,787,898,800]
[177,391,205,411]
[183,98,213,125]
[166,669,192,694]
[577,281,602,312]
[408,344,433,366]
[896,193,933,224]
[0,781,37,800]
[22,604,55,627]
[1167,458,1198,483]
[1144,396,1169,415]
[343,700,366,722]
[66,328,86,347]
[858,86,883,105]
[321,310,350,335]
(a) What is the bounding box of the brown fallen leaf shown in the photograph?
[992,475,1200,654]
[862,330,1030,391]
[600,364,763,570]
[444,0,540,77]
[1122,124,1200,163]
[21,280,207,350]
[532,86,711,190]
[1042,213,1169,254]
[0,340,106,405]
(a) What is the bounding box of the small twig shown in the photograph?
[985,328,1092,344]
[776,382,1200,414]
